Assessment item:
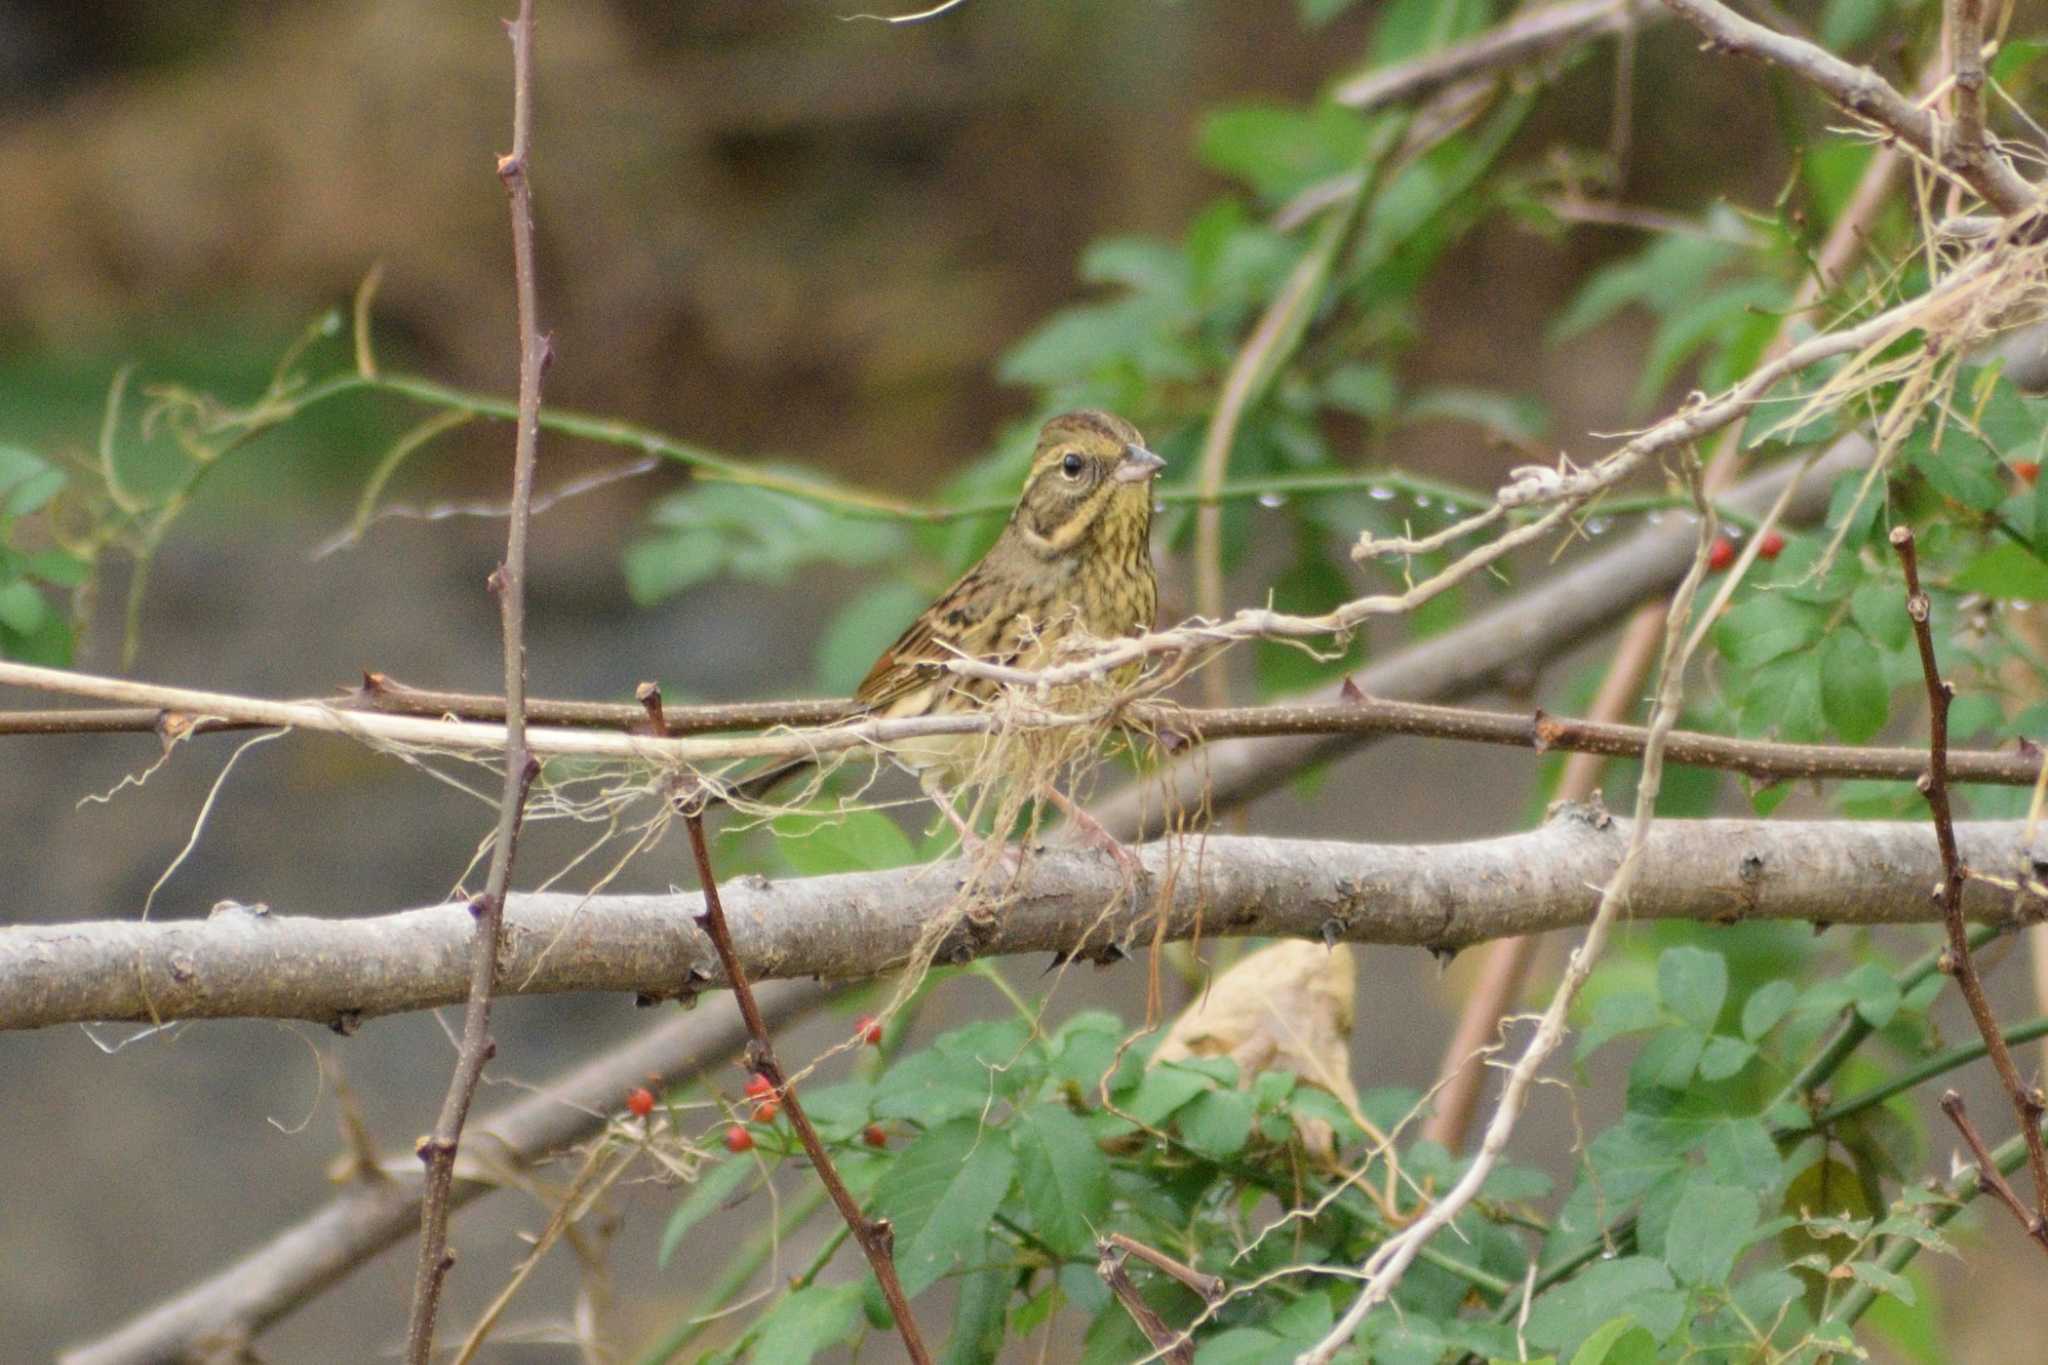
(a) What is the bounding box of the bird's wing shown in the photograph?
[853,568,996,711]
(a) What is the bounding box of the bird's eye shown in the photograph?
[1060,452,1086,478]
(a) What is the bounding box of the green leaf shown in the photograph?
[1178,1087,1257,1159]
[771,807,918,877]
[873,1117,1019,1297]
[1907,423,2005,509]
[1550,230,1736,344]
[1845,961,1902,1029]
[1123,1062,1220,1125]
[1297,0,1362,26]
[873,1020,1034,1125]
[1821,0,1891,49]
[1322,363,1398,420]
[0,580,49,635]
[1819,629,1888,743]
[938,1239,1010,1365]
[657,1157,753,1268]
[1011,1103,1112,1256]
[1196,1328,1290,1365]
[1849,579,1909,650]
[1525,1257,1679,1354]
[1696,1035,1756,1082]
[1578,992,1662,1061]
[1664,1181,1759,1287]
[1658,946,1727,1033]
[1402,386,1548,442]
[1715,592,1825,669]
[624,480,908,603]
[1847,1258,1915,1303]
[26,549,89,587]
[1198,103,1372,200]
[1955,541,2048,600]
[1635,1028,1707,1090]
[1741,981,1797,1042]
[3,467,64,519]
[748,1282,864,1364]
[1569,1317,1655,1365]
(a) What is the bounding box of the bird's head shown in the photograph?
[1010,410,1165,557]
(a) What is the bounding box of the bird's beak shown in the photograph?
[1113,444,1167,484]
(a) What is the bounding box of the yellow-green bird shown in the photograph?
[740,410,1165,855]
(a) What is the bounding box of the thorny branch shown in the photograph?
[10,664,2048,788]
[404,6,550,1359]
[1892,526,2048,1249]
[1662,0,2037,215]
[680,808,932,1364]
[1939,1090,2044,1244]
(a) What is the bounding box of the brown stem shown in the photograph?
[404,5,549,1359]
[1940,1089,2048,1247]
[11,689,2044,789]
[1098,1241,1193,1365]
[1103,1232,1225,1303]
[1892,526,2048,1248]
[680,809,932,1364]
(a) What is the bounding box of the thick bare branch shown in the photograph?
[8,817,2047,1033]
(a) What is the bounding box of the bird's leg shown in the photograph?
[1041,787,1145,884]
[921,773,1024,879]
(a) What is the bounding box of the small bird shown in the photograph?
[737,410,1166,858]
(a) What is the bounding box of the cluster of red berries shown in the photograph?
[633,1014,890,1153]
[1706,529,1784,572]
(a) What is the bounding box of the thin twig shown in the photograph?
[403,6,549,1359]
[1335,0,1659,111]
[680,808,932,1364]
[1939,1090,2045,1245]
[1891,525,2048,1247]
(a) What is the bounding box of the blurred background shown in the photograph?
[4,1,2043,1360]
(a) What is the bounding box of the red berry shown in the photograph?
[856,1015,883,1047]
[1707,537,1736,572]
[754,1099,781,1124]
[724,1124,754,1153]
[744,1073,775,1102]
[2018,461,2041,485]
[1757,530,1786,560]
[626,1087,655,1119]
[863,1124,888,1148]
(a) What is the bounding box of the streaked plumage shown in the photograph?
[853,409,1163,780]
[732,410,1164,814]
